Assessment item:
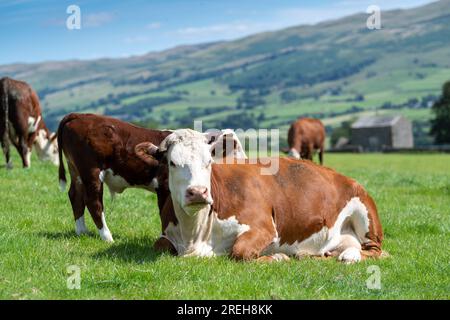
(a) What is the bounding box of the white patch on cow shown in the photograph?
[33,129,59,165]
[27,116,41,133]
[99,170,106,183]
[262,197,370,262]
[25,148,31,168]
[270,253,290,261]
[164,209,250,257]
[162,129,214,210]
[210,214,250,255]
[150,177,159,190]
[288,148,301,159]
[75,215,88,235]
[98,212,114,242]
[76,176,83,185]
[99,169,156,199]
[338,247,362,264]
[100,169,129,199]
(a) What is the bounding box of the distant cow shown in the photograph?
[0,77,59,168]
[287,118,325,164]
[136,129,384,263]
[58,113,246,243]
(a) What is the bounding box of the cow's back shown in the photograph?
[211,158,381,247]
[289,118,325,148]
[59,113,171,186]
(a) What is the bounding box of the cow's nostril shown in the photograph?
[186,186,208,199]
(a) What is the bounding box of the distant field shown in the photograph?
[0,153,449,299]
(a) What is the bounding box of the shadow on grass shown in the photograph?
[37,230,83,240]
[92,236,167,263]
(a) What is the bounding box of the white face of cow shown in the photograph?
[164,130,214,213]
[34,129,59,166]
[135,128,248,215]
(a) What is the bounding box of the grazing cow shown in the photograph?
[135,129,384,263]
[0,77,59,168]
[58,113,246,243]
[287,118,325,164]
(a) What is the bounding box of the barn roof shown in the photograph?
[351,115,403,129]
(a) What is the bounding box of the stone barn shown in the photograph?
[351,115,414,151]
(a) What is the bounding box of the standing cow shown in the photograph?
[135,129,384,263]
[58,113,246,243]
[0,77,59,168]
[287,118,325,164]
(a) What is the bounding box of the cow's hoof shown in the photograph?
[6,162,13,170]
[75,228,89,236]
[99,228,114,243]
[338,247,361,264]
[153,237,177,255]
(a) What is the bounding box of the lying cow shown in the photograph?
[0,77,59,168]
[135,129,384,263]
[145,130,248,254]
[58,113,246,243]
[287,118,325,165]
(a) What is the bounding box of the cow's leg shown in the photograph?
[0,134,11,169]
[83,171,114,242]
[69,178,88,235]
[232,228,287,262]
[153,237,177,255]
[15,137,31,168]
[307,143,314,162]
[324,197,383,264]
[68,163,88,235]
[318,145,324,165]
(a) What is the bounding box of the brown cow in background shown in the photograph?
[287,118,325,165]
[0,77,58,169]
[57,113,247,243]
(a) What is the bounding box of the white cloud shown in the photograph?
[146,22,161,30]
[176,22,253,36]
[124,35,151,44]
[84,12,114,28]
[172,0,436,44]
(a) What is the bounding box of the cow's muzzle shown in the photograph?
[185,186,212,206]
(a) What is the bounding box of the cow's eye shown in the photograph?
[170,160,176,167]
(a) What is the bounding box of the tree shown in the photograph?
[430,81,450,144]
[330,119,355,147]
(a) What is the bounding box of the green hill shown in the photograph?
[1,0,449,146]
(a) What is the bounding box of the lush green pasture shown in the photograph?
[0,153,449,299]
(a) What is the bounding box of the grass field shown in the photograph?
[0,152,449,299]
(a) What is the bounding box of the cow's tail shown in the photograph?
[1,78,9,139]
[0,78,10,166]
[57,114,76,191]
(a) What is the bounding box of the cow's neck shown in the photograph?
[172,200,215,257]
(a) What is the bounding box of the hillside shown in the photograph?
[1,0,450,146]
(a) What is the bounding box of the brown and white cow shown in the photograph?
[136,129,384,263]
[0,77,59,169]
[58,113,246,243]
[287,118,325,165]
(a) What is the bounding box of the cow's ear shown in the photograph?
[204,129,221,145]
[209,129,248,159]
[135,142,164,165]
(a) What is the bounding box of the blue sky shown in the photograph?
[0,0,435,65]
